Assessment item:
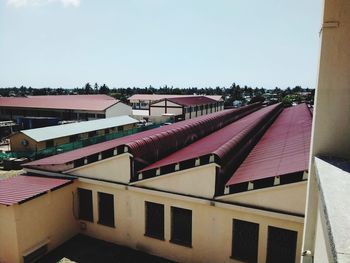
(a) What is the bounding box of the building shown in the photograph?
[149,96,224,120]
[0,102,312,263]
[128,94,223,109]
[301,0,350,262]
[0,95,132,121]
[128,94,223,117]
[9,116,139,153]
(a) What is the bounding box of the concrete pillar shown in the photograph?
[302,0,350,261]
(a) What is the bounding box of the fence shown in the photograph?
[0,124,160,161]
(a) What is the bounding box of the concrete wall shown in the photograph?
[10,133,38,152]
[302,0,350,260]
[67,154,131,184]
[77,178,304,263]
[0,182,79,263]
[106,102,132,118]
[0,205,20,263]
[134,164,218,198]
[220,181,307,215]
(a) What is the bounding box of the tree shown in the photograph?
[84,83,93,94]
[99,84,110,94]
[94,83,99,94]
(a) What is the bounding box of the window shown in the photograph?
[78,188,93,222]
[266,226,297,263]
[117,126,124,132]
[69,134,79,143]
[145,202,164,240]
[45,139,54,148]
[171,207,192,247]
[231,219,259,263]
[98,192,115,227]
[88,131,97,138]
[104,128,110,134]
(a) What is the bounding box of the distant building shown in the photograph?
[9,116,138,153]
[128,94,223,116]
[0,103,312,263]
[0,95,132,121]
[149,96,224,120]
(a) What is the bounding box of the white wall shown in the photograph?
[106,102,132,118]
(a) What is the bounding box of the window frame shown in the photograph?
[97,192,115,228]
[144,201,165,240]
[78,188,93,222]
[170,206,192,247]
[231,219,259,263]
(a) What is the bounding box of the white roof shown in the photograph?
[21,116,139,142]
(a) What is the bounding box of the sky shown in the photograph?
[0,0,323,89]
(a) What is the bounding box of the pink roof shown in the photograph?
[0,175,71,206]
[0,95,119,111]
[140,104,281,172]
[25,104,261,169]
[165,96,217,106]
[128,94,223,102]
[226,104,312,186]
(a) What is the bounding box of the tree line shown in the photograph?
[0,82,314,106]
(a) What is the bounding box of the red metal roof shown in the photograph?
[226,103,312,186]
[140,104,281,172]
[165,96,217,106]
[25,104,261,169]
[128,94,223,102]
[0,95,119,111]
[0,175,72,206]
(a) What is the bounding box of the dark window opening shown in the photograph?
[180,159,195,170]
[69,134,79,143]
[104,128,110,134]
[88,131,97,138]
[117,126,124,132]
[266,226,297,263]
[46,139,54,148]
[171,207,192,247]
[160,164,176,175]
[253,177,275,190]
[145,202,164,240]
[231,219,259,263]
[87,153,99,163]
[78,188,93,222]
[74,158,85,167]
[102,149,114,159]
[229,182,249,194]
[280,172,304,185]
[98,192,115,227]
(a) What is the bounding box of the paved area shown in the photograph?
[37,234,176,263]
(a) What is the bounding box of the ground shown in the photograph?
[37,234,176,263]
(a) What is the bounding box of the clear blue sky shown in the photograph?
[0,0,323,89]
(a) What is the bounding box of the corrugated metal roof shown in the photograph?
[165,96,217,106]
[24,103,261,169]
[21,116,139,142]
[140,104,282,172]
[0,95,119,111]
[128,94,223,102]
[0,175,72,206]
[226,104,312,186]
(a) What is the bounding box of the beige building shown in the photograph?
[10,116,138,152]
[0,94,132,121]
[0,103,312,263]
[149,96,224,121]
